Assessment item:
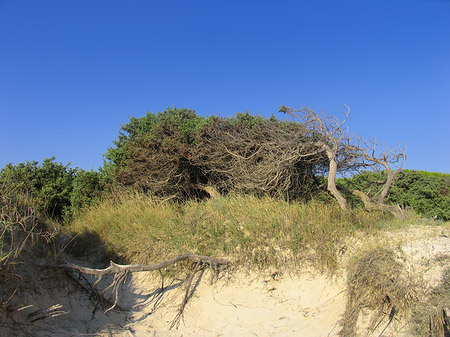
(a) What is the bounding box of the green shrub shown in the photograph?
[68,170,104,220]
[342,170,450,220]
[0,158,105,223]
[104,107,207,171]
[388,170,450,220]
[0,158,76,221]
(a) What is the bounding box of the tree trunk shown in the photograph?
[377,169,402,204]
[327,152,349,211]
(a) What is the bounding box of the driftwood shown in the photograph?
[59,254,230,328]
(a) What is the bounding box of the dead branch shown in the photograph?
[355,138,406,204]
[170,261,203,330]
[191,114,326,200]
[281,105,353,210]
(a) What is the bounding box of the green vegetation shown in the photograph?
[0,158,76,221]
[342,169,450,220]
[0,157,104,222]
[388,170,450,220]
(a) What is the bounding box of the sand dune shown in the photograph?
[3,224,450,336]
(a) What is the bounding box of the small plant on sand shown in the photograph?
[340,247,417,336]
[411,267,450,336]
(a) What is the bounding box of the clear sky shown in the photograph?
[1,0,449,173]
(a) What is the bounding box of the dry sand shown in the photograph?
[2,223,450,336]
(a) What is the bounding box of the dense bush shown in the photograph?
[388,170,450,220]
[104,107,327,200]
[0,158,104,222]
[69,170,104,219]
[342,170,450,220]
[0,158,76,220]
[104,107,207,171]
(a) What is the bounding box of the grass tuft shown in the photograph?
[411,266,450,336]
[340,247,417,336]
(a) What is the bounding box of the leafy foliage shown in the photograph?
[388,170,450,220]
[104,107,207,171]
[342,170,450,220]
[70,170,104,219]
[0,158,105,222]
[0,158,76,220]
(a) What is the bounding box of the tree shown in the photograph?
[280,105,407,219]
[351,139,406,219]
[105,108,328,200]
[105,106,407,218]
[279,105,355,210]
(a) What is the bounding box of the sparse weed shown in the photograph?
[411,266,450,337]
[0,177,39,313]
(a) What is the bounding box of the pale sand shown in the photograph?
[121,270,346,337]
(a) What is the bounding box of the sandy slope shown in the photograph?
[2,223,450,337]
[121,270,346,337]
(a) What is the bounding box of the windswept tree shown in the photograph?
[104,106,406,218]
[351,139,406,219]
[279,105,355,210]
[280,105,406,219]
[104,108,328,200]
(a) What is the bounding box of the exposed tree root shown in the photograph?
[57,254,230,327]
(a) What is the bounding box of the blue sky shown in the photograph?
[1,0,449,172]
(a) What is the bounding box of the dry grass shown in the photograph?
[340,247,418,336]
[411,266,450,337]
[66,190,400,273]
